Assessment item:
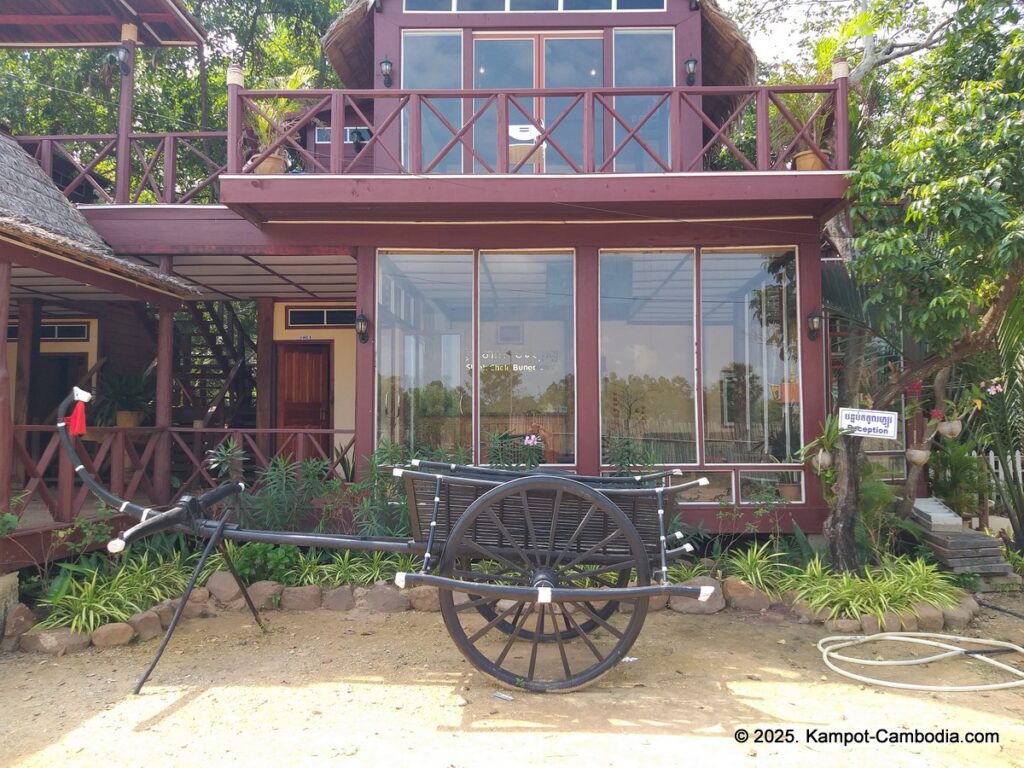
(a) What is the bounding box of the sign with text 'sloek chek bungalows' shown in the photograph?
[838,408,900,440]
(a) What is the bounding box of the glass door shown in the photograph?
[543,37,603,173]
[474,38,536,172]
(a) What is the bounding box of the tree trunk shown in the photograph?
[822,321,870,571]
[896,365,950,518]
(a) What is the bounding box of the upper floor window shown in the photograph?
[405,0,664,11]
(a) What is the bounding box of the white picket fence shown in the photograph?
[979,450,1023,506]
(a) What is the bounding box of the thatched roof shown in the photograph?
[322,0,756,125]
[0,133,195,299]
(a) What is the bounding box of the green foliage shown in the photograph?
[930,437,989,519]
[853,461,921,564]
[351,440,410,537]
[0,511,17,537]
[1005,546,1024,576]
[605,436,658,477]
[724,540,790,596]
[483,430,541,470]
[231,542,301,584]
[205,436,247,481]
[242,456,343,532]
[92,372,155,426]
[666,560,710,582]
[782,555,962,622]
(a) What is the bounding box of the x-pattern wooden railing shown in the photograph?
[9,425,356,528]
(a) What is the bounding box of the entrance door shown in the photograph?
[30,353,88,423]
[276,343,331,456]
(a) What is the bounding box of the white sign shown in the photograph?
[838,408,899,440]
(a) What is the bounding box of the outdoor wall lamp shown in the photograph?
[115,44,133,76]
[807,308,823,341]
[379,57,393,88]
[355,313,370,343]
[689,0,700,10]
[685,58,698,86]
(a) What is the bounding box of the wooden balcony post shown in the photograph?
[496,93,509,174]
[756,88,770,171]
[39,139,53,178]
[255,298,274,456]
[0,262,12,514]
[58,437,74,523]
[330,92,344,173]
[153,256,175,504]
[13,299,41,484]
[162,135,177,203]
[226,63,245,174]
[583,91,596,174]
[832,58,850,171]
[114,24,138,205]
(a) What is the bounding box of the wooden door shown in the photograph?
[30,353,88,423]
[276,343,331,456]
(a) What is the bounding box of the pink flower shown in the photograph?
[987,383,1004,395]
[524,434,539,447]
[929,409,944,421]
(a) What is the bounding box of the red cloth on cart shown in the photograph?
[68,400,87,436]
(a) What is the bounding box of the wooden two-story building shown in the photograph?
[2,0,851,567]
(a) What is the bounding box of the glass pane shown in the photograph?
[474,39,535,173]
[55,325,88,340]
[325,310,356,326]
[510,0,557,8]
[738,471,804,504]
[616,0,664,8]
[564,0,612,8]
[377,251,474,454]
[600,250,696,464]
[543,38,603,174]
[403,32,463,173]
[670,471,733,504]
[289,309,324,326]
[406,0,451,9]
[702,249,801,463]
[479,251,575,463]
[457,0,504,9]
[612,29,673,172]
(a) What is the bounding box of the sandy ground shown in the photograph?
[1,596,1023,768]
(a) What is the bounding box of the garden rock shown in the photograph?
[1,636,18,653]
[19,628,91,655]
[914,603,945,632]
[406,586,440,612]
[792,600,829,623]
[648,593,668,611]
[206,571,241,604]
[3,603,36,638]
[186,586,211,605]
[91,622,135,648]
[959,595,980,617]
[153,600,175,628]
[170,597,206,619]
[128,611,163,642]
[860,613,899,635]
[824,618,861,633]
[359,583,411,613]
[323,586,355,612]
[281,585,322,611]
[669,577,724,614]
[898,612,918,632]
[245,581,285,610]
[942,603,973,631]
[722,577,770,611]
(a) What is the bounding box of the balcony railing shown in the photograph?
[15,79,848,205]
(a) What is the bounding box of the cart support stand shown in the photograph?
[134,506,263,695]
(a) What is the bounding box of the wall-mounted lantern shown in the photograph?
[355,313,370,343]
[379,58,393,88]
[685,58,698,86]
[807,308,823,341]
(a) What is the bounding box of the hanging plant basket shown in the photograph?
[906,448,932,466]
[936,420,963,439]
[811,449,833,471]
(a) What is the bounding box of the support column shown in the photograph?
[153,255,174,504]
[255,298,275,455]
[575,246,601,475]
[798,237,827,511]
[13,298,41,484]
[0,262,12,513]
[354,246,377,479]
[114,24,137,205]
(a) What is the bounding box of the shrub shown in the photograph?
[724,540,790,595]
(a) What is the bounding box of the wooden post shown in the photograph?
[255,298,275,456]
[0,262,12,514]
[13,299,40,428]
[832,58,850,172]
[153,256,174,504]
[114,24,137,205]
[575,246,601,475]
[354,246,377,479]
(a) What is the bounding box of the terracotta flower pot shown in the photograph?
[905,448,931,466]
[115,410,145,428]
[936,420,963,439]
[253,151,286,175]
[793,150,828,171]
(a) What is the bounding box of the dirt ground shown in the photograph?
[1,595,1023,768]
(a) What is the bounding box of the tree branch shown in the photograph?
[850,15,953,84]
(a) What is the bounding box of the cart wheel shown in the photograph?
[438,475,650,692]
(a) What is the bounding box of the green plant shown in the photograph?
[242,456,342,532]
[37,567,144,634]
[350,441,410,537]
[248,66,317,153]
[606,436,658,477]
[57,506,116,558]
[0,511,17,536]
[854,461,920,563]
[92,371,155,425]
[798,414,853,504]
[666,560,710,582]
[724,540,790,596]
[282,549,330,587]
[232,543,301,584]
[205,437,248,482]
[321,550,363,586]
[352,551,396,585]
[1006,546,1024,576]
[930,437,989,520]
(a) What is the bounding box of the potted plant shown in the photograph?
[247,65,317,175]
[93,372,154,427]
[769,69,833,171]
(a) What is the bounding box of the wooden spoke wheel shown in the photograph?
[438,475,650,692]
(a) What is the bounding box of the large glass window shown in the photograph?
[377,251,474,453]
[701,249,801,463]
[474,38,536,173]
[600,250,696,464]
[612,29,673,172]
[479,251,575,463]
[402,31,463,173]
[544,37,604,173]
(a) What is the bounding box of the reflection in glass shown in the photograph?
[612,29,673,172]
[543,38,603,173]
[479,251,575,463]
[474,39,535,173]
[402,32,462,173]
[739,471,804,504]
[670,471,733,504]
[377,251,474,453]
[701,249,801,463]
[600,250,695,464]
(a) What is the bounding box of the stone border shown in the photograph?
[1,571,986,655]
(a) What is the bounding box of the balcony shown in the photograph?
[15,79,849,222]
